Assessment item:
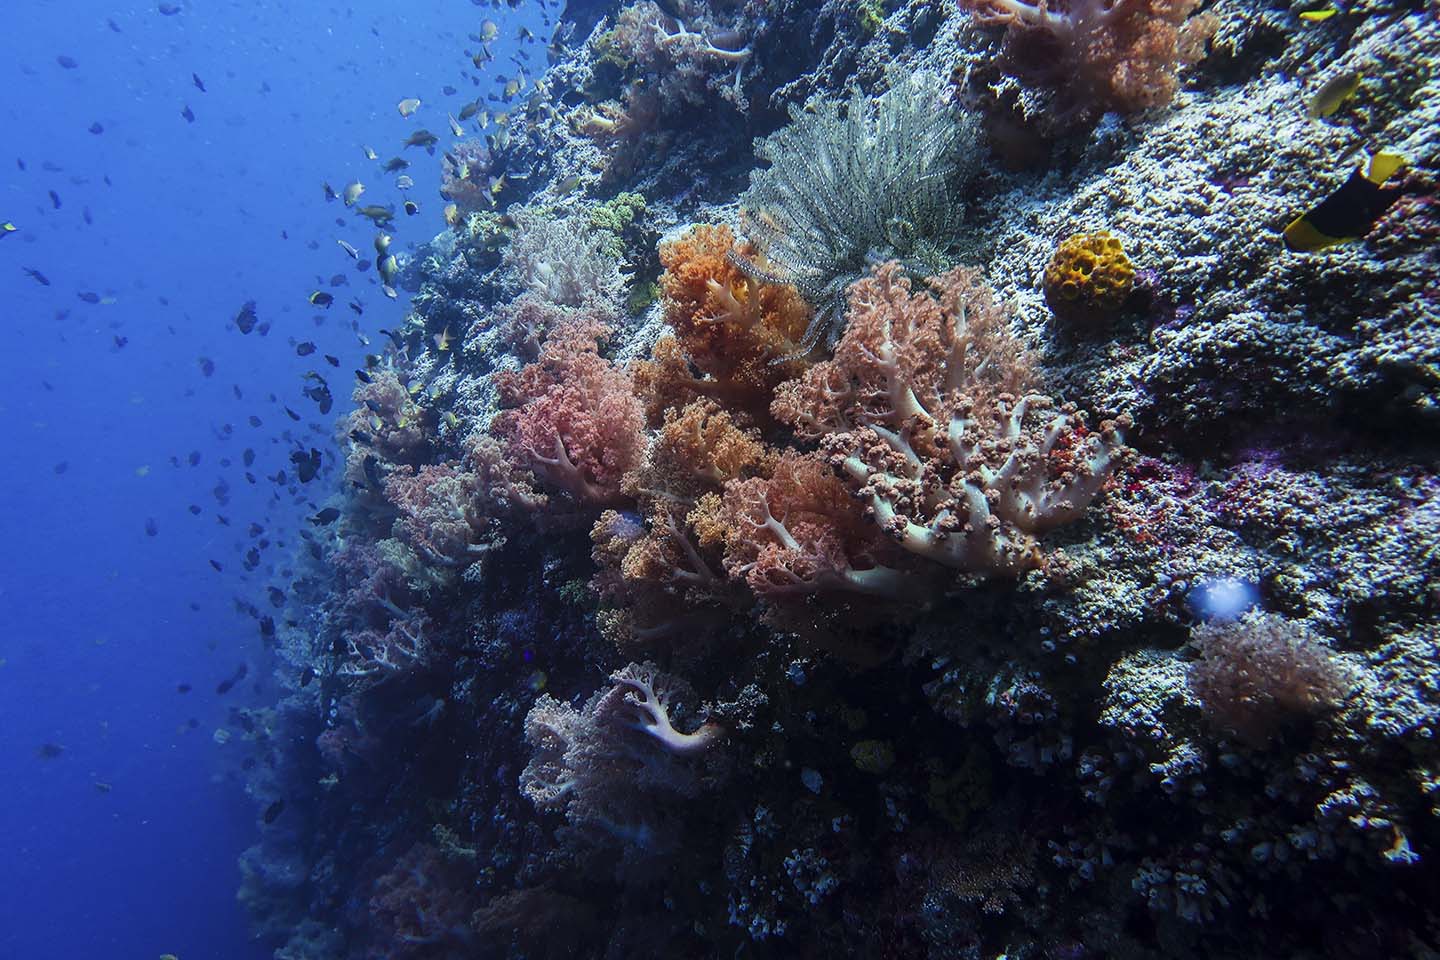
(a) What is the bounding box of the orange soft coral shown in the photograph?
[691,451,910,599]
[590,401,768,656]
[634,224,811,425]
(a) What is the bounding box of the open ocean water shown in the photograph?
[0,2,537,957]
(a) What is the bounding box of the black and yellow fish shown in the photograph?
[1283,151,1406,252]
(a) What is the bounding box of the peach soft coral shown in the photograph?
[963,0,1217,122]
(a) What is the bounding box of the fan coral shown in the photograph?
[774,262,1130,576]
[1189,612,1358,747]
[734,70,980,350]
[633,224,811,423]
[963,0,1217,124]
[1043,229,1135,321]
[494,317,646,506]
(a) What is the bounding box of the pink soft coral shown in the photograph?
[493,317,645,506]
[773,262,1130,576]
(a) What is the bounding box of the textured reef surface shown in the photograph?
[237,0,1440,956]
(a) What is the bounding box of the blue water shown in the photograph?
[0,2,536,955]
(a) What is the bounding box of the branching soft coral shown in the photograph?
[342,371,429,492]
[634,224,811,424]
[383,440,543,569]
[494,317,646,506]
[773,262,1130,576]
[963,0,1217,124]
[520,662,724,860]
[691,450,911,599]
[591,401,767,653]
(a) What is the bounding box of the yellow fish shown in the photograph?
[396,97,421,117]
[1299,5,1339,19]
[1,221,16,236]
[434,326,453,351]
[444,203,461,227]
[1283,150,1406,252]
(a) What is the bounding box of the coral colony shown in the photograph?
[236,1,1440,958]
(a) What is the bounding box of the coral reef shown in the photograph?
[236,2,1440,958]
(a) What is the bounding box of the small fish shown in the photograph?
[88,121,104,135]
[323,182,339,202]
[308,291,334,307]
[36,742,66,759]
[374,233,391,256]
[355,205,395,226]
[1308,70,1362,119]
[337,239,359,259]
[1,222,16,237]
[1284,150,1407,252]
[324,354,340,367]
[262,799,286,824]
[362,145,379,161]
[192,72,206,91]
[382,284,398,300]
[434,326,453,351]
[216,662,248,695]
[342,181,365,206]
[310,506,341,525]
[355,369,373,384]
[1299,5,1339,19]
[77,291,101,304]
[181,105,195,123]
[481,19,499,41]
[291,447,322,482]
[458,100,481,121]
[378,254,398,285]
[448,112,465,138]
[299,667,315,688]
[234,300,258,334]
[54,461,69,475]
[404,200,419,216]
[403,129,439,150]
[49,190,62,209]
[157,2,182,14]
[397,97,422,117]
[94,781,113,794]
[56,55,79,69]
[145,518,158,536]
[177,683,192,693]
[382,156,410,173]
[295,341,316,356]
[348,299,364,315]
[395,175,415,191]
[198,356,215,376]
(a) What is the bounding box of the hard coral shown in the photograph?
[1189,612,1358,747]
[1043,229,1135,322]
[494,317,645,506]
[774,262,1130,576]
[634,224,810,424]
